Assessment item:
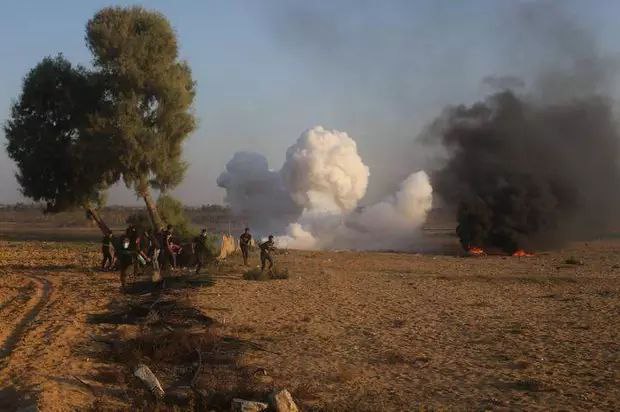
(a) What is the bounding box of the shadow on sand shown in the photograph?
[83,275,278,410]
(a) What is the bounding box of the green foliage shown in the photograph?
[157,195,196,239]
[124,195,197,239]
[4,55,117,212]
[85,6,196,195]
[4,6,196,232]
[201,234,221,258]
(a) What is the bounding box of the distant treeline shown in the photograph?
[0,204,244,233]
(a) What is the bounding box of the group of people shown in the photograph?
[101,224,177,270]
[101,224,182,288]
[238,228,276,271]
[101,224,277,289]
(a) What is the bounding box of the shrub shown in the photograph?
[243,268,269,281]
[271,266,290,279]
[204,234,221,257]
[243,267,289,281]
[125,195,198,241]
[564,257,584,265]
[157,195,197,240]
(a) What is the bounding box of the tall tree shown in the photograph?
[86,6,196,231]
[4,55,117,234]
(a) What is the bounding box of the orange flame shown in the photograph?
[512,249,534,257]
[468,247,486,256]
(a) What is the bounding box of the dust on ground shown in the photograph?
[0,237,619,410]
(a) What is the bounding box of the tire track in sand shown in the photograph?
[0,275,52,367]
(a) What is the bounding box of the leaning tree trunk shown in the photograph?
[141,187,163,231]
[85,205,112,236]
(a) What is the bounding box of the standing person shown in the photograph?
[127,225,143,275]
[259,235,276,272]
[239,227,252,266]
[162,224,176,270]
[117,237,136,289]
[145,229,160,273]
[126,224,138,246]
[193,228,209,274]
[156,227,166,268]
[101,232,115,271]
[170,242,182,268]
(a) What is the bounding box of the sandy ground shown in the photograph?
[0,237,619,411]
[0,241,125,411]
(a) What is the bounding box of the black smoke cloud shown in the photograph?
[428,1,620,253]
[432,91,620,252]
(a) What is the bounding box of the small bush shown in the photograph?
[124,195,198,240]
[271,266,290,279]
[564,257,584,265]
[157,195,198,240]
[202,233,221,258]
[243,268,269,281]
[243,267,289,281]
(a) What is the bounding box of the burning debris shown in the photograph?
[512,250,534,258]
[467,247,486,257]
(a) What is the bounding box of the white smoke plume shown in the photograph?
[346,171,433,249]
[281,126,369,213]
[217,126,433,250]
[277,170,433,250]
[215,151,301,233]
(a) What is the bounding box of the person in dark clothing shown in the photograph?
[126,225,138,246]
[162,224,176,269]
[126,225,144,275]
[117,237,136,289]
[145,230,160,273]
[156,228,166,268]
[193,228,210,274]
[239,227,252,266]
[101,232,115,271]
[259,235,275,272]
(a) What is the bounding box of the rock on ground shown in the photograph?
[231,398,269,412]
[270,389,299,412]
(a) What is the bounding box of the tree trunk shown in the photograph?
[85,206,112,236]
[141,187,163,231]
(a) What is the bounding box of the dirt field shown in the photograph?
[0,234,619,411]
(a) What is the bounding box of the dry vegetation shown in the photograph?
[0,230,619,410]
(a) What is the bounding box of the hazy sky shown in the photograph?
[1,0,619,206]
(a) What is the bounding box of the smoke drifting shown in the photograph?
[218,1,620,253]
[432,92,620,253]
[430,2,620,253]
[345,171,432,250]
[215,151,300,233]
[218,126,432,250]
